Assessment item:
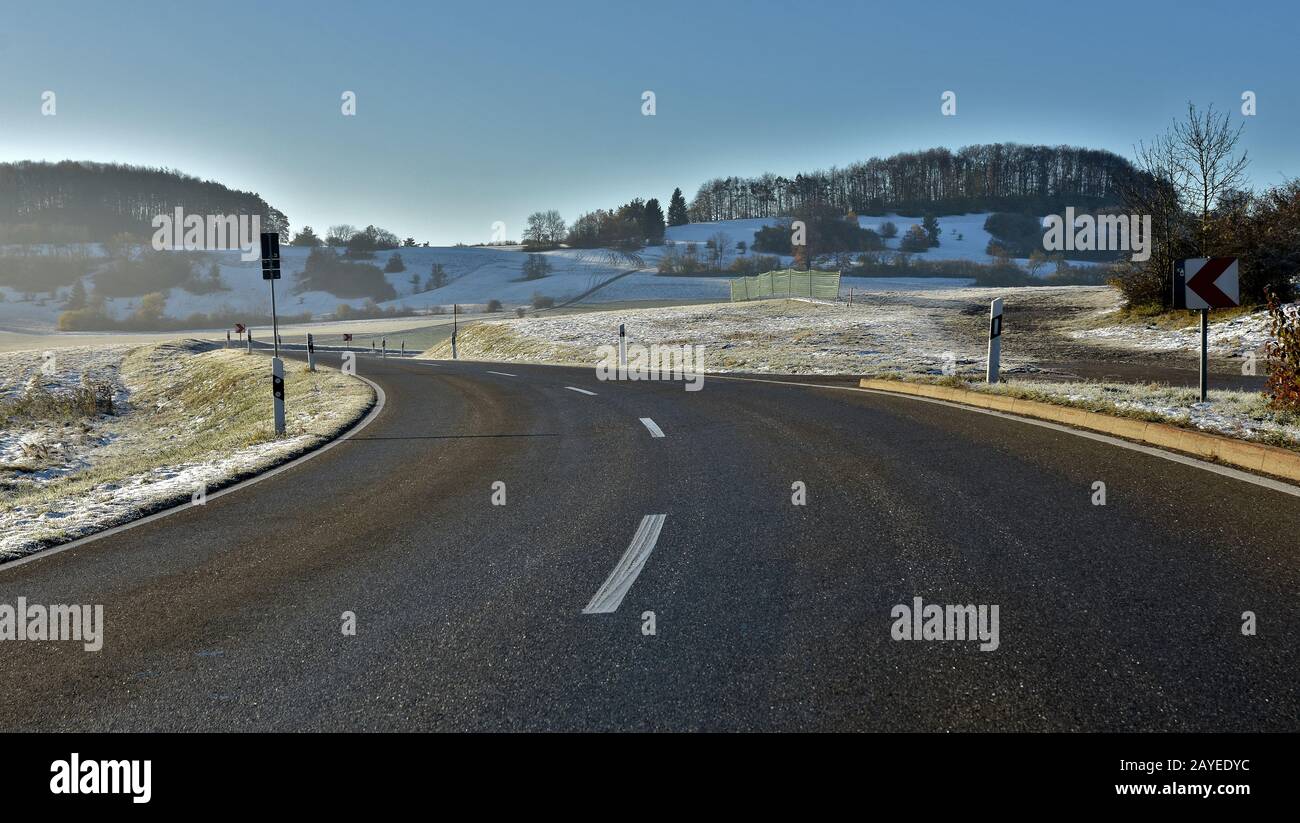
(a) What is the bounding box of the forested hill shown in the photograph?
[0,160,288,243]
[688,143,1139,222]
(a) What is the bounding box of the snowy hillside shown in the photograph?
[663,212,1038,265]
[0,212,1073,330]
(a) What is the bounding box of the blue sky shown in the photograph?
[2,0,1296,245]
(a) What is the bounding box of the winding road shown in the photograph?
[0,352,1296,731]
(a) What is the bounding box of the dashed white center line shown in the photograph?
[639,417,665,438]
[565,386,597,395]
[486,370,517,377]
[583,514,667,615]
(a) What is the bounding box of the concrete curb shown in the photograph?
[859,378,1300,484]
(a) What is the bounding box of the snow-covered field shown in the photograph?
[420,291,1054,376]
[0,340,374,560]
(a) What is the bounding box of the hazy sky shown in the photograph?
[2,0,1296,245]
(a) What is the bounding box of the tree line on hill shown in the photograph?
[521,188,691,251]
[0,160,288,243]
[685,144,1136,222]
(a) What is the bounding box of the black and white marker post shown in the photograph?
[987,297,1003,384]
[260,231,286,435]
[618,323,627,377]
[307,333,316,372]
[452,304,459,360]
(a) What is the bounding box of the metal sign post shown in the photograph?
[987,297,1003,384]
[261,232,285,435]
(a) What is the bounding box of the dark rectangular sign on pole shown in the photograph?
[260,232,280,262]
[261,232,281,281]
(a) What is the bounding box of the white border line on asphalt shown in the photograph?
[565,386,597,395]
[583,514,667,614]
[486,370,517,377]
[708,373,1300,499]
[1,373,388,572]
[639,417,665,438]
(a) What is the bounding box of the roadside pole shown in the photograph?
[261,232,285,435]
[452,304,459,360]
[987,297,1003,384]
[271,356,286,434]
[381,338,387,359]
[619,323,627,378]
[225,330,230,349]
[307,332,316,372]
[1199,308,1209,402]
[247,330,253,354]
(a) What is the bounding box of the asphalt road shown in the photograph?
[0,352,1296,732]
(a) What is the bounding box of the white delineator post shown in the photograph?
[618,323,627,379]
[307,333,316,372]
[271,356,286,435]
[987,297,1003,384]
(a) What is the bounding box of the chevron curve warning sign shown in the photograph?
[1175,258,1239,310]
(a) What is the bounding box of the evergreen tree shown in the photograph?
[291,226,323,247]
[642,198,666,243]
[427,262,448,290]
[65,279,87,310]
[922,214,941,246]
[667,187,689,226]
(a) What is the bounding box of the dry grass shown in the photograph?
[1,340,374,556]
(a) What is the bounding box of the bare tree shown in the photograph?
[1117,103,1248,306]
[707,231,731,271]
[523,210,567,247]
[1170,103,1250,255]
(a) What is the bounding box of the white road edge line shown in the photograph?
[583,514,667,614]
[707,373,1300,499]
[565,386,597,395]
[1,371,388,573]
[486,370,517,377]
[640,417,665,438]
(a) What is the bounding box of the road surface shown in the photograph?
[0,353,1296,731]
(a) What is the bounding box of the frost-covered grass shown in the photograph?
[420,297,1005,376]
[1069,306,1275,357]
[0,341,374,560]
[921,377,1300,450]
